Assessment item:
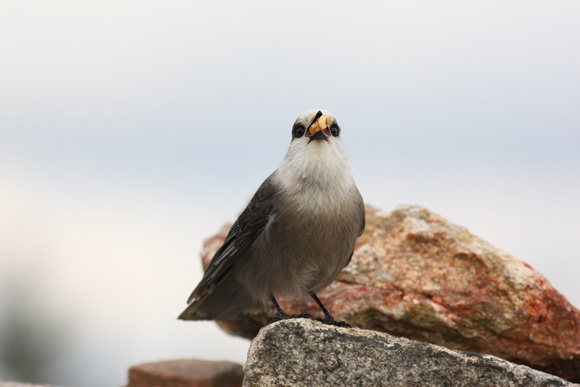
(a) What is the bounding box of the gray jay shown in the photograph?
[178,109,365,326]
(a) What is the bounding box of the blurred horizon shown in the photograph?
[1,1,579,386]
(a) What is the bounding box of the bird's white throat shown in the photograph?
[275,137,356,212]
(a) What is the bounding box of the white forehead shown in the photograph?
[294,109,337,126]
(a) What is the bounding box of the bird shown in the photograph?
[178,109,365,327]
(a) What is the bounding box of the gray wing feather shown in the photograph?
[186,173,279,304]
[358,192,365,236]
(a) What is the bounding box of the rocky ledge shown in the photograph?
[244,318,578,387]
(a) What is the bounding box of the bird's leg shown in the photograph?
[267,295,312,324]
[310,292,351,328]
[270,295,292,319]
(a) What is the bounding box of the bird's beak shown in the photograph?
[306,113,331,141]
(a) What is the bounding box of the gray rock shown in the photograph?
[244,319,578,387]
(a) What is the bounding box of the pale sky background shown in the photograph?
[1,1,579,386]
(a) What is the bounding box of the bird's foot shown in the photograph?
[316,317,351,328]
[267,313,313,325]
[308,292,351,328]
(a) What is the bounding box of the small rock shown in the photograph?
[200,204,580,381]
[127,358,243,387]
[244,319,578,387]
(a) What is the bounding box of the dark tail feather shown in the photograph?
[178,276,256,321]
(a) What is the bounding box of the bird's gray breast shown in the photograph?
[236,180,363,301]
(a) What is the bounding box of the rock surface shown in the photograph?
[127,358,243,387]
[201,204,580,381]
[244,319,578,387]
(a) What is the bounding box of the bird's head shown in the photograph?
[277,109,352,190]
[291,109,340,143]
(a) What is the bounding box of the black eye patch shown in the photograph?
[330,123,340,137]
[292,122,306,138]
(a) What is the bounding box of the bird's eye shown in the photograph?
[330,124,340,137]
[292,123,306,138]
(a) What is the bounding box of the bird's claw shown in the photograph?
[317,317,351,328]
[267,313,313,325]
[267,316,282,324]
